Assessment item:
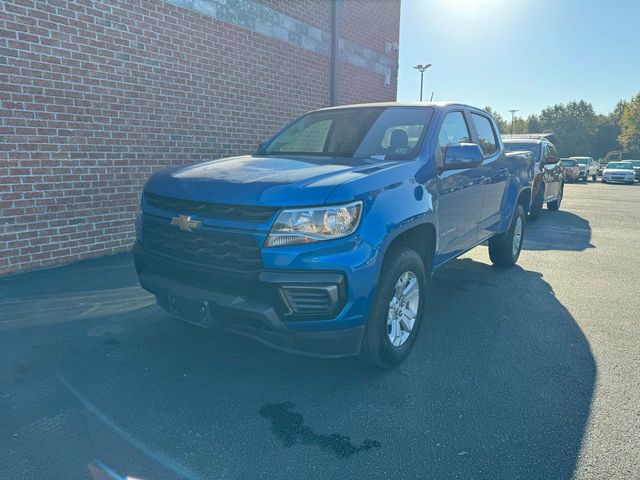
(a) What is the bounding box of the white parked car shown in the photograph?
[570,156,598,181]
[601,162,636,184]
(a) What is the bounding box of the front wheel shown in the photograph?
[592,174,597,181]
[360,247,428,368]
[489,204,525,268]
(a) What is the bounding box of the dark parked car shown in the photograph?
[503,138,564,219]
[134,102,533,366]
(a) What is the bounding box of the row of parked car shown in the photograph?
[561,157,640,184]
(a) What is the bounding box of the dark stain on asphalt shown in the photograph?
[259,401,380,458]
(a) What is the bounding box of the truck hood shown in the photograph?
[144,155,397,206]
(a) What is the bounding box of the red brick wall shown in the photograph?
[0,0,400,275]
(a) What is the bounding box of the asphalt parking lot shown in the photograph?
[1,181,638,480]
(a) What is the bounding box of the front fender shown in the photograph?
[359,185,438,279]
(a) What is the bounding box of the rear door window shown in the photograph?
[471,113,498,157]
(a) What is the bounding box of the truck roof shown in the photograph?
[314,101,479,112]
[502,138,544,145]
[502,133,559,145]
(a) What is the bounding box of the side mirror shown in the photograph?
[441,143,484,171]
[544,155,560,165]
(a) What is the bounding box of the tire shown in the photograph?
[592,174,597,181]
[489,204,525,268]
[602,179,607,183]
[528,184,544,220]
[547,183,563,211]
[360,247,428,368]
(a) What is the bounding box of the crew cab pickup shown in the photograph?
[134,102,533,366]
[503,138,564,220]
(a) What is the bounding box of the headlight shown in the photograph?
[265,201,362,247]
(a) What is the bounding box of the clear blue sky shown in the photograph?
[397,0,640,117]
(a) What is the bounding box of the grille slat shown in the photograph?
[142,220,263,272]
[144,192,277,223]
[282,287,333,314]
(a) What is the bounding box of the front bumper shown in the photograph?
[603,177,635,183]
[134,243,365,357]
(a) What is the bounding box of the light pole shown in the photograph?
[508,109,519,136]
[413,64,432,102]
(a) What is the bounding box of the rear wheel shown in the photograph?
[360,247,428,368]
[547,183,563,211]
[489,204,525,268]
[528,185,544,220]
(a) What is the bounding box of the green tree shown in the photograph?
[539,100,598,157]
[611,99,628,124]
[510,116,527,135]
[619,93,640,154]
[483,106,508,133]
[526,114,542,133]
[593,114,621,159]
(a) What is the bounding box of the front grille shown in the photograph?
[135,246,288,315]
[144,192,277,223]
[142,220,263,272]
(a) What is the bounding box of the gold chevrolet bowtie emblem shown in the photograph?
[171,215,201,232]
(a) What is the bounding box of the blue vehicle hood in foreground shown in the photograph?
[144,155,396,206]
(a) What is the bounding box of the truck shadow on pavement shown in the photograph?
[0,254,596,480]
[523,210,594,251]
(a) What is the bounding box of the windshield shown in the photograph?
[503,143,541,162]
[627,160,640,167]
[572,158,589,165]
[606,163,633,170]
[259,107,433,160]
[562,159,576,166]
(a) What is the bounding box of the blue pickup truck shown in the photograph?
[134,102,533,366]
